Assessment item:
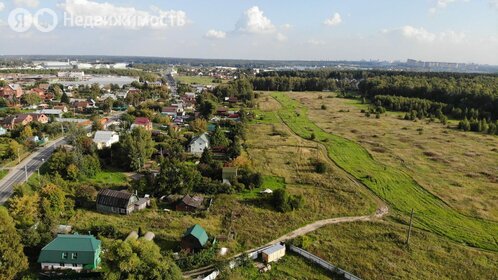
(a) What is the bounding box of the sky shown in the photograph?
[0,0,497,64]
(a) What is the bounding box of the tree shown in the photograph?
[199,100,216,119]
[200,148,213,165]
[0,207,29,279]
[155,159,202,195]
[7,194,40,229]
[271,189,304,213]
[60,91,70,104]
[122,127,155,171]
[40,184,68,222]
[103,239,182,280]
[210,126,230,147]
[19,125,33,142]
[92,117,104,131]
[191,118,208,133]
[21,93,42,106]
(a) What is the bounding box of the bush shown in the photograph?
[321,104,327,110]
[271,189,304,213]
[312,160,327,174]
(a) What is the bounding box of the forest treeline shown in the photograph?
[360,75,498,120]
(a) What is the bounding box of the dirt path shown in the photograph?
[264,206,388,247]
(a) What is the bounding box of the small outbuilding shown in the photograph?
[181,224,209,251]
[261,243,286,263]
[176,194,205,212]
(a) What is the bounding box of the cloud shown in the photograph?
[281,23,292,30]
[383,25,466,44]
[205,29,226,40]
[0,2,4,12]
[58,0,188,30]
[429,0,461,14]
[235,6,275,34]
[14,0,39,8]
[490,0,498,9]
[323,12,342,26]
[276,33,287,42]
[307,39,325,46]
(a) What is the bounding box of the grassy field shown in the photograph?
[176,75,223,85]
[300,93,498,221]
[302,221,498,280]
[220,253,333,280]
[81,170,129,186]
[270,92,498,251]
[0,169,7,180]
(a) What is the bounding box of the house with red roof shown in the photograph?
[131,117,153,131]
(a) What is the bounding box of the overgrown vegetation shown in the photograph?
[272,92,498,251]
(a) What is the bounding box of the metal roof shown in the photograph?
[262,243,286,255]
[183,224,208,246]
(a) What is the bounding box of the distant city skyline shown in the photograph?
[0,0,497,64]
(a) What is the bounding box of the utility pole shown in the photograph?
[24,165,28,182]
[406,208,414,245]
[17,147,21,164]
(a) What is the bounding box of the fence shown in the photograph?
[289,245,362,280]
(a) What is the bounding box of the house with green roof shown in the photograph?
[181,224,209,251]
[38,234,101,272]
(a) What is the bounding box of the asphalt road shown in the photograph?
[0,137,66,205]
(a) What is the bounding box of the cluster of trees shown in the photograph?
[458,118,498,135]
[271,189,304,213]
[252,76,339,92]
[213,79,254,105]
[45,126,101,181]
[0,207,29,279]
[103,127,155,171]
[103,239,182,280]
[374,95,446,116]
[360,74,498,120]
[372,95,448,123]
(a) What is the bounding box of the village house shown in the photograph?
[161,106,181,118]
[131,117,153,131]
[176,194,205,212]
[53,105,69,112]
[29,87,46,98]
[2,114,33,129]
[37,109,63,118]
[189,132,210,155]
[28,113,49,124]
[181,224,209,251]
[0,84,23,99]
[96,189,149,215]
[216,107,228,116]
[38,234,101,272]
[93,131,119,149]
[72,101,89,112]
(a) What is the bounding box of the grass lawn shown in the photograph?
[81,170,129,187]
[270,92,498,251]
[302,221,498,280]
[0,169,7,180]
[176,75,223,85]
[220,253,333,280]
[237,176,285,200]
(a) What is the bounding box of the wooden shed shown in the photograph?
[261,243,286,263]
